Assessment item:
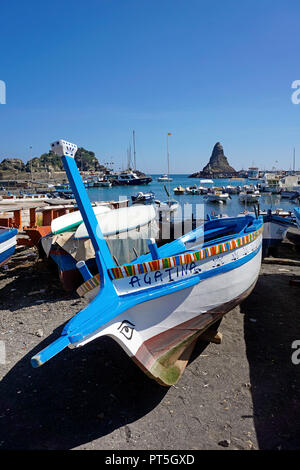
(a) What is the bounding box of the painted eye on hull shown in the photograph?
[118,320,135,340]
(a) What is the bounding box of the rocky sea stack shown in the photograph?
[189,142,237,178]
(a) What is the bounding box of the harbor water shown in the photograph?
[87,174,299,220]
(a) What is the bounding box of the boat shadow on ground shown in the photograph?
[0,258,71,311]
[240,272,300,450]
[1,330,170,449]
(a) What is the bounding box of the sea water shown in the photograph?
[87,175,299,220]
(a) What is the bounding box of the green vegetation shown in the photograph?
[0,147,105,174]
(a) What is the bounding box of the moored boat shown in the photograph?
[225,185,240,194]
[261,209,296,257]
[157,174,173,182]
[95,178,112,187]
[131,191,155,205]
[239,185,261,203]
[113,170,152,186]
[185,185,199,195]
[31,139,263,386]
[205,190,230,203]
[173,185,185,195]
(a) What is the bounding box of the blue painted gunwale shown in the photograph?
[65,242,262,343]
[0,228,17,244]
[0,228,17,266]
[263,213,296,228]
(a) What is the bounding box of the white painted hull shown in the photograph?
[263,221,289,242]
[0,195,51,205]
[158,177,173,182]
[206,194,229,203]
[51,205,111,234]
[75,205,156,239]
[74,232,262,384]
[97,182,112,187]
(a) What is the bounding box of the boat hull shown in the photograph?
[0,229,17,266]
[262,219,289,256]
[113,177,152,186]
[72,232,262,385]
[206,195,229,203]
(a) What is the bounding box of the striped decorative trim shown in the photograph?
[77,273,100,297]
[77,226,263,295]
[107,226,263,280]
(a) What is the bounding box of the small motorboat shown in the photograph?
[239,185,261,203]
[262,209,296,257]
[173,186,185,195]
[32,139,263,387]
[205,190,230,203]
[157,174,173,182]
[131,191,155,205]
[95,178,112,187]
[226,185,240,194]
[185,185,199,195]
[198,179,214,195]
[0,228,18,266]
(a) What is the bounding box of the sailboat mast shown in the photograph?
[167,132,171,201]
[293,147,296,174]
[133,130,136,171]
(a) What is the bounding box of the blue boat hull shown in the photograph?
[0,228,18,266]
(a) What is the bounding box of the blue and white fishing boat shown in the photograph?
[31,140,263,386]
[262,209,296,257]
[0,228,18,266]
[131,191,155,205]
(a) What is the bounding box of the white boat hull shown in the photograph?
[206,193,229,203]
[263,221,289,243]
[51,205,111,235]
[74,231,262,385]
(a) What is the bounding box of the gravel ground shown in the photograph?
[0,245,299,450]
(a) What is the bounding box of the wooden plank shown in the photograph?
[199,330,223,344]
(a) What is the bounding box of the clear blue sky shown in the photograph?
[1,0,300,173]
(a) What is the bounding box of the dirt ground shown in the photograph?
[0,244,299,450]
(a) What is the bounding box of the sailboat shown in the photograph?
[157,174,173,182]
[156,133,179,218]
[31,139,263,386]
[113,131,152,186]
[157,132,174,182]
